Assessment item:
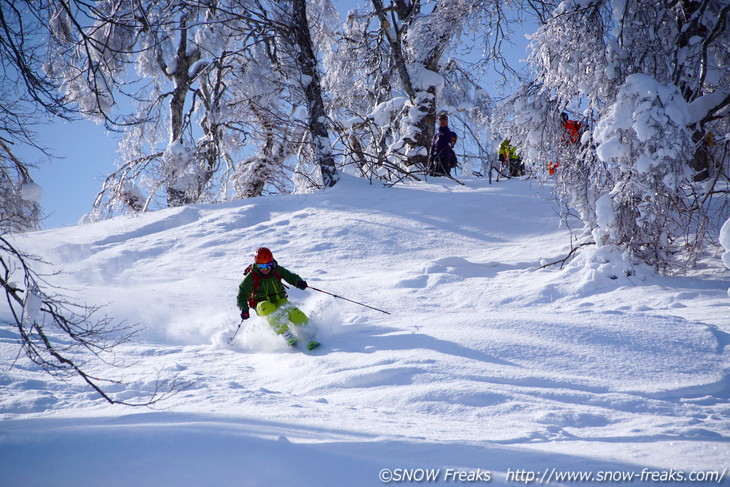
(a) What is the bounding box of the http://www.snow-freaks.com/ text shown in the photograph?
[378,467,727,484]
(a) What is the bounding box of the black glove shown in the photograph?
[240,308,250,320]
[295,280,307,290]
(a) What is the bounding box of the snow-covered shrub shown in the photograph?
[501,0,730,274]
[592,74,693,268]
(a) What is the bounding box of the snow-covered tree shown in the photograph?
[0,1,67,232]
[0,138,42,233]
[283,0,339,188]
[80,2,233,216]
[227,45,295,199]
[1,0,78,117]
[496,0,730,271]
[323,0,498,181]
[63,0,342,219]
[1,0,186,405]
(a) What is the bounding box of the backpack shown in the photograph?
[243,262,287,309]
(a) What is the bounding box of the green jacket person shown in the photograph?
[237,247,319,350]
[498,139,525,177]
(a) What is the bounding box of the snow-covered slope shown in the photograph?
[1,176,728,486]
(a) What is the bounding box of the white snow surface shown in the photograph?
[1,176,729,486]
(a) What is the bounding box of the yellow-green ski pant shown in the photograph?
[255,297,308,335]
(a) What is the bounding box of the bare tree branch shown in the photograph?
[0,234,187,406]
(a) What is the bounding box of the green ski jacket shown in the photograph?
[237,263,304,311]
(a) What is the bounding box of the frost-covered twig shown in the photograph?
[539,241,595,270]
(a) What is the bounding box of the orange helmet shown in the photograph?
[254,247,274,264]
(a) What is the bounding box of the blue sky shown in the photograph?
[23,118,120,228]
[22,2,531,230]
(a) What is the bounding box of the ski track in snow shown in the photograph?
[1,176,728,486]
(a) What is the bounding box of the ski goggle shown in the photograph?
[257,262,274,270]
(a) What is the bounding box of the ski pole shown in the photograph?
[227,318,245,344]
[308,286,391,315]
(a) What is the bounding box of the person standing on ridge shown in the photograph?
[498,139,524,177]
[561,112,582,145]
[549,113,583,175]
[428,113,458,177]
[236,247,319,350]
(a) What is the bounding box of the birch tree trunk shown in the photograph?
[290,0,338,188]
[164,15,200,206]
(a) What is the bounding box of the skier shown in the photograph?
[549,113,582,175]
[236,247,319,350]
[428,114,458,177]
[498,139,524,177]
[561,112,582,145]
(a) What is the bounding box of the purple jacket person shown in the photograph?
[429,114,458,176]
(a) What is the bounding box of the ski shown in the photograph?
[227,321,321,351]
[445,174,465,185]
[286,340,322,352]
[427,173,465,185]
[281,330,321,351]
[282,330,298,347]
